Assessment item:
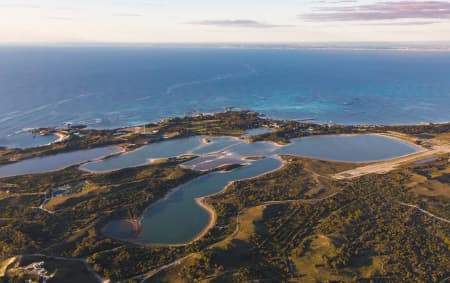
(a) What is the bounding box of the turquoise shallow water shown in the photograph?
[1,47,449,139]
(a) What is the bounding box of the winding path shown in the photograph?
[119,254,196,283]
[398,202,450,224]
[132,193,342,282]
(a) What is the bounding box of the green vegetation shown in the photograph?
[154,155,449,282]
[0,111,448,282]
[0,157,202,281]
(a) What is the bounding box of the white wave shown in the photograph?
[165,64,257,96]
[1,102,60,124]
[166,80,204,95]
[0,116,14,124]
[78,93,95,98]
[401,102,435,111]
[2,104,54,124]
[55,98,73,106]
[138,64,259,100]
[136,95,153,101]
[14,128,35,134]
[3,93,100,128]
[54,93,97,106]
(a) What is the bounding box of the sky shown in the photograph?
[1,0,450,43]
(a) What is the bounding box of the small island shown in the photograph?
[0,111,449,282]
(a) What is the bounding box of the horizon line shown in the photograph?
[1,41,450,52]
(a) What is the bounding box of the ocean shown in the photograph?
[1,47,450,139]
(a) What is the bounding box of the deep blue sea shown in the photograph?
[1,47,450,139]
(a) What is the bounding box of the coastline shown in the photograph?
[3,112,447,245]
[53,132,69,144]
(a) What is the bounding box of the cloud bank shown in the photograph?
[188,19,291,28]
[301,1,450,21]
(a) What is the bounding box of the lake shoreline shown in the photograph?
[1,109,447,169]
[100,157,285,247]
[1,111,446,246]
[0,146,124,179]
[189,156,286,246]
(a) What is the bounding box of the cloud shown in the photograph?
[361,20,439,25]
[188,19,292,28]
[301,1,450,21]
[311,0,357,4]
